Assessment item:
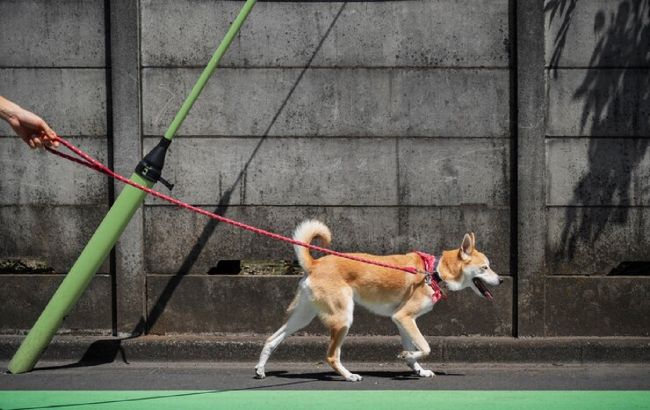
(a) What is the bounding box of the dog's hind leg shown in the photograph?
[255,285,316,379]
[319,290,361,382]
[325,323,360,381]
[398,327,435,378]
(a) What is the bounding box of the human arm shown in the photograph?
[0,96,59,148]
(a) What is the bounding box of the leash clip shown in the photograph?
[424,271,434,286]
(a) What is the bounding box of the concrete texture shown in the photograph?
[143,137,509,206]
[545,0,650,68]
[109,0,147,335]
[0,205,110,273]
[0,138,108,205]
[145,137,399,206]
[546,138,650,206]
[544,277,650,336]
[0,275,112,334]
[144,275,512,336]
[142,68,510,137]
[398,138,510,206]
[143,205,511,275]
[141,0,510,68]
[546,69,647,137]
[0,69,107,137]
[517,0,547,337]
[0,0,105,67]
[547,207,650,276]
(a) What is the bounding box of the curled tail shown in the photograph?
[293,219,332,273]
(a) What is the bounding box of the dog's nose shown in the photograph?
[499,278,504,285]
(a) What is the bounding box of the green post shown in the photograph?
[8,0,257,374]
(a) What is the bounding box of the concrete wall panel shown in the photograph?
[0,69,107,136]
[142,0,509,68]
[144,137,509,207]
[0,206,110,273]
[546,69,648,137]
[143,205,510,275]
[0,275,112,334]
[546,138,650,206]
[545,277,650,336]
[399,138,510,206]
[0,138,108,205]
[143,137,397,206]
[142,68,510,137]
[545,0,650,68]
[547,207,650,275]
[146,275,512,336]
[0,0,105,67]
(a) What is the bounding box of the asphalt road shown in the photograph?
[2,361,649,391]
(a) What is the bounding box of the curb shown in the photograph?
[2,335,650,365]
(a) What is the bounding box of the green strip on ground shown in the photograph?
[0,391,648,410]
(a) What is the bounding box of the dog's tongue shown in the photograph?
[473,278,493,300]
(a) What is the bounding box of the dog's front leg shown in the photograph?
[392,314,435,377]
[398,328,435,377]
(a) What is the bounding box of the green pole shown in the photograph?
[8,0,257,374]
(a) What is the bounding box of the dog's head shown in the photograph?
[438,233,502,299]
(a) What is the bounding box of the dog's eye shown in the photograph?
[482,266,488,270]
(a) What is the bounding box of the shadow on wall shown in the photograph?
[137,3,349,335]
[546,0,650,272]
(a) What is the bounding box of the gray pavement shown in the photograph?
[2,361,649,391]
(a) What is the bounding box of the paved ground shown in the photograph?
[2,361,650,391]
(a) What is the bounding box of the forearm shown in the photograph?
[0,96,21,122]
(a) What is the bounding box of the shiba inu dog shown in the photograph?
[255,220,502,381]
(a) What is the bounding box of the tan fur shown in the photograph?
[255,221,501,382]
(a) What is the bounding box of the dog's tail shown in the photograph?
[293,219,332,273]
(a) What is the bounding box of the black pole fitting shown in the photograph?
[135,138,174,190]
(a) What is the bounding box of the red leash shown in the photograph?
[46,137,444,300]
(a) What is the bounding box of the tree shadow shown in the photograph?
[546,0,650,273]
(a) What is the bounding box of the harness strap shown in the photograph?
[414,251,446,303]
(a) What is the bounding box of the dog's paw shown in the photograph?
[255,367,266,379]
[417,369,435,378]
[345,373,363,382]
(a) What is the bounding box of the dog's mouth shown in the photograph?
[472,278,493,300]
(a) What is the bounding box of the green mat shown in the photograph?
[1,391,648,410]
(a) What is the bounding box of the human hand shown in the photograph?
[7,106,59,149]
[0,97,59,149]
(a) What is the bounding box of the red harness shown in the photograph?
[414,251,446,303]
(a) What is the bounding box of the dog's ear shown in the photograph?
[460,233,474,261]
[469,232,476,249]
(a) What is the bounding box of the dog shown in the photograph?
[255,220,502,382]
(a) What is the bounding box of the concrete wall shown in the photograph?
[0,0,112,334]
[543,0,650,336]
[139,0,512,337]
[0,0,648,338]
